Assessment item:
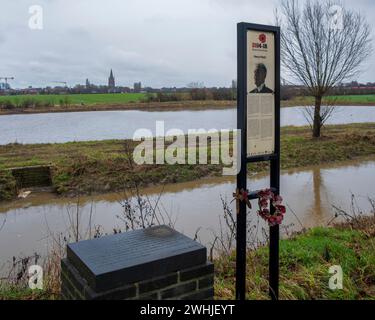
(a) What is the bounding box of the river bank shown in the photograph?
[214,215,375,300]
[1,158,374,264]
[0,123,375,201]
[0,100,236,115]
[1,95,375,115]
[1,214,374,300]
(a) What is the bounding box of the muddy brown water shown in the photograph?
[1,106,375,144]
[0,158,374,272]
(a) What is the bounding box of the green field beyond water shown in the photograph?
[0,93,147,106]
[328,95,375,104]
[0,93,375,108]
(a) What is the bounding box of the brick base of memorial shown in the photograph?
[61,225,214,300]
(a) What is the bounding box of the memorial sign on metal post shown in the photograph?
[236,22,280,300]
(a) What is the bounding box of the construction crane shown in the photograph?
[0,77,15,84]
[0,77,14,90]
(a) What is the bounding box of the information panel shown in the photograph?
[236,22,280,301]
[246,30,275,157]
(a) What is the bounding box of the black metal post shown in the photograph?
[236,22,247,301]
[236,22,280,301]
[269,27,281,300]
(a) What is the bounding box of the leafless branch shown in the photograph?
[277,0,372,137]
[279,0,372,95]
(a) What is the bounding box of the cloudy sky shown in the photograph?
[0,0,374,89]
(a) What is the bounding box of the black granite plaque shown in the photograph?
[67,225,207,292]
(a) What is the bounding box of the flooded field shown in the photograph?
[1,158,374,271]
[1,106,375,144]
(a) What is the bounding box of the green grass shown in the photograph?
[0,287,55,300]
[3,216,373,300]
[0,93,147,106]
[328,95,375,104]
[214,217,375,300]
[283,95,375,107]
[0,93,374,112]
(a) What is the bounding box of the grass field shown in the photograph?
[0,94,374,112]
[0,93,147,106]
[283,94,375,107]
[215,215,375,300]
[328,95,375,104]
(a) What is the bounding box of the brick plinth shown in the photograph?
[61,226,214,300]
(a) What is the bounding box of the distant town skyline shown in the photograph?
[1,0,374,89]
[0,68,146,91]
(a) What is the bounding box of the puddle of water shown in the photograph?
[0,106,374,144]
[0,159,374,270]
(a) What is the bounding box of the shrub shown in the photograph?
[43,100,55,108]
[0,170,17,201]
[20,98,35,109]
[59,96,70,107]
[0,100,16,110]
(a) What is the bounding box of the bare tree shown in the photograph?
[277,0,372,137]
[302,97,337,132]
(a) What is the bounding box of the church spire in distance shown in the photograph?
[108,69,115,89]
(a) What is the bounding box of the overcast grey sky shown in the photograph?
[0,0,374,88]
